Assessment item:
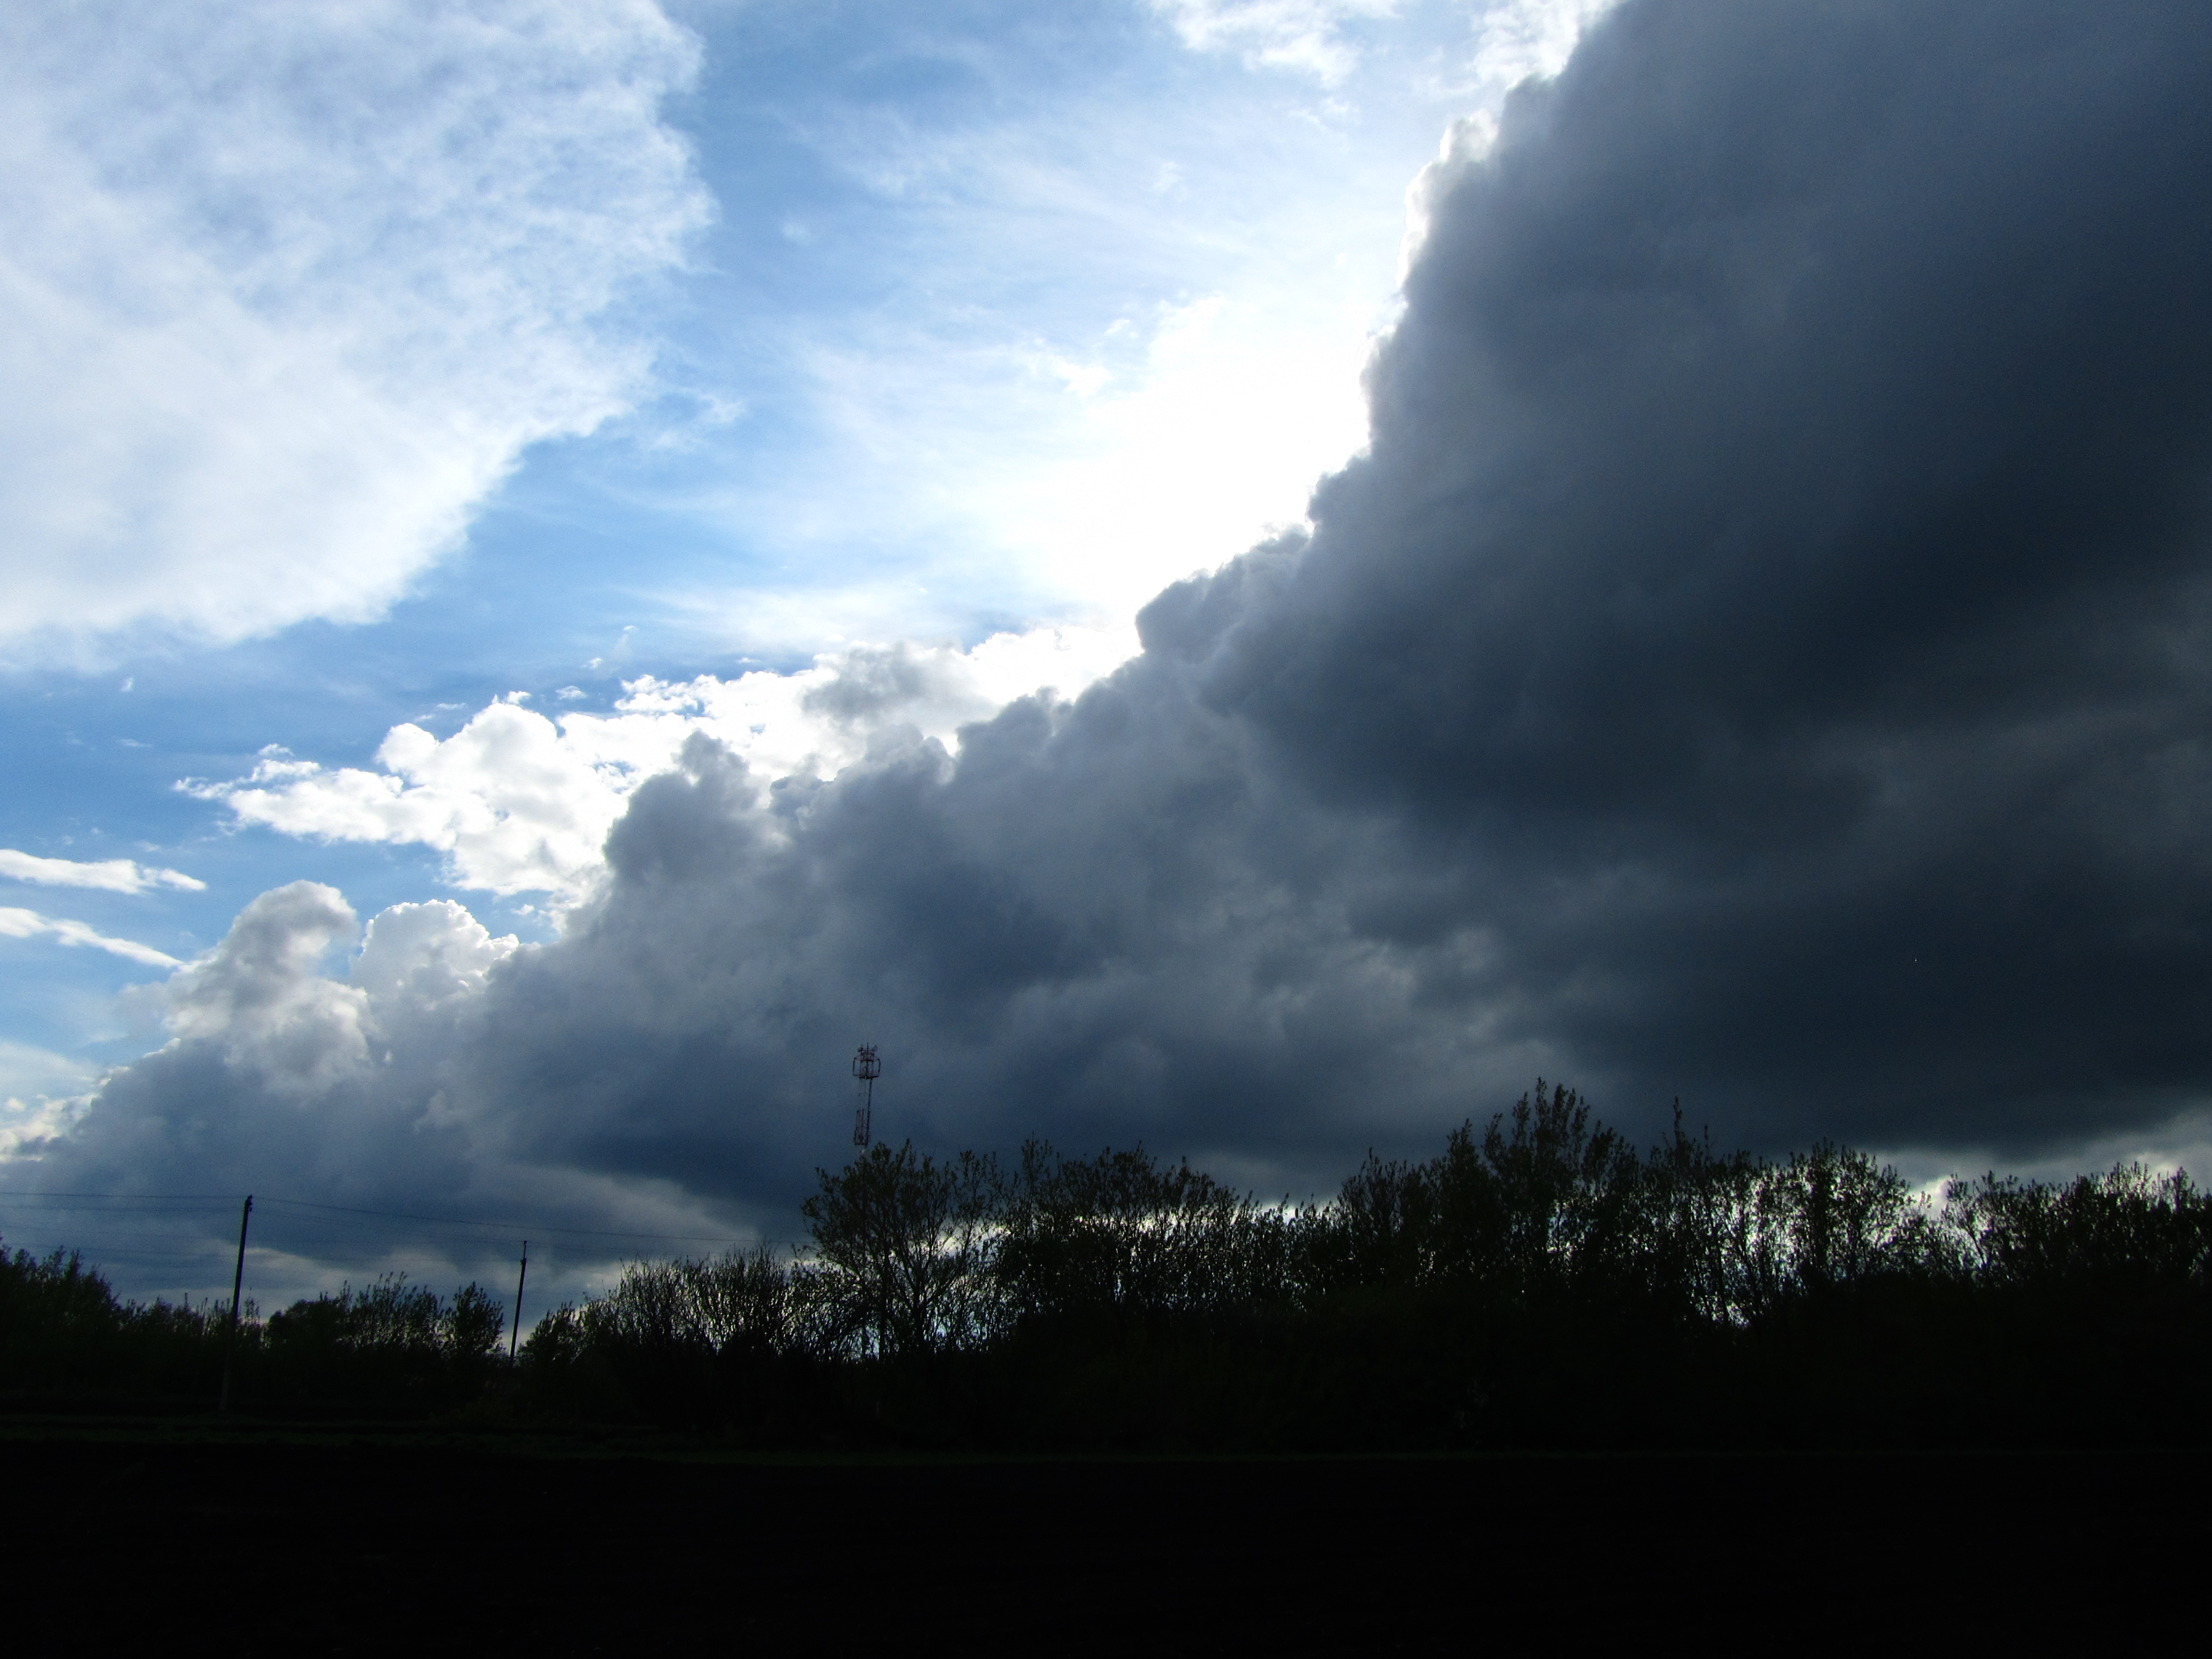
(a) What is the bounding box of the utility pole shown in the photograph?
[218,1194,252,1414]
[509,1242,529,1360]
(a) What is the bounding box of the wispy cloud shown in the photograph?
[0,907,180,968]
[0,0,708,662]
[1147,1,1399,83]
[0,849,204,895]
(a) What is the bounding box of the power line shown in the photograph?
[0,1190,240,1203]
[0,1194,818,1256]
[0,1248,240,1264]
[257,1196,785,1245]
[0,1185,796,1239]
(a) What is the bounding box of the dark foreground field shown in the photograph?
[5,1420,2202,1652]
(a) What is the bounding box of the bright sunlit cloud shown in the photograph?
[186,625,1134,902]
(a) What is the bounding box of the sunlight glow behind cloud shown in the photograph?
[1003,293,1380,621]
[658,0,1625,665]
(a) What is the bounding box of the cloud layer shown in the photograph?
[21,0,2212,1278]
[0,0,706,661]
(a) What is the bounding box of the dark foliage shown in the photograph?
[517,1083,2212,1448]
[0,1244,237,1406]
[520,1250,829,1434]
[254,1275,507,1411]
[8,1083,2210,1444]
[0,1247,505,1414]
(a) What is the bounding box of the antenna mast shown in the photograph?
[850,1043,881,1147]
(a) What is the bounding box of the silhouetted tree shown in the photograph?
[803,1141,1000,1356]
[1948,1164,2212,1289]
[1308,1081,1645,1299]
[0,1244,124,1395]
[268,1273,505,1358]
[996,1141,1294,1325]
[524,1249,815,1427]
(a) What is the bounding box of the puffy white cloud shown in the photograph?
[160,884,370,1088]
[0,849,204,895]
[0,0,707,662]
[186,625,1135,901]
[0,908,179,969]
[110,884,514,1103]
[149,887,522,1094]
[352,901,519,1011]
[190,715,638,905]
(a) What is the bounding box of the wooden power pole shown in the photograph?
[509,1242,529,1359]
[218,1194,252,1414]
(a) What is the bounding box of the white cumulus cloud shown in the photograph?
[185,625,1135,902]
[159,883,373,1087]
[0,849,204,895]
[0,0,708,662]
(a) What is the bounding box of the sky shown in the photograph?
[7,0,2212,1307]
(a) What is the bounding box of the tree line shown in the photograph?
[0,1253,508,1415]
[7,1083,2210,1445]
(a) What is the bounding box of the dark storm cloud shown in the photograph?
[1168,0,2212,1145]
[24,0,2212,1246]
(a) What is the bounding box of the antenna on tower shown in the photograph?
[850,1043,881,1147]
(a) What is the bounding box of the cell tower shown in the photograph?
[850,1043,881,1147]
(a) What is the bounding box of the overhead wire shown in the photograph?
[0,1187,813,1278]
[256,1195,799,1246]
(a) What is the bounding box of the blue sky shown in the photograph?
[27,1,2208,1311]
[0,0,1602,1287]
